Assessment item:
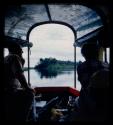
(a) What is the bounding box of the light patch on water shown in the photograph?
[24,69,81,91]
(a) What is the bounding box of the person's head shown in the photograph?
[8,42,25,65]
[81,42,99,60]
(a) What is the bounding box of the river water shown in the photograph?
[24,69,81,91]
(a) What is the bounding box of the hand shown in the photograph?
[26,86,36,94]
[51,108,63,121]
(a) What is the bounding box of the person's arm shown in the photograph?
[16,70,35,93]
[77,63,81,82]
[12,55,35,92]
[16,72,30,89]
[77,62,86,88]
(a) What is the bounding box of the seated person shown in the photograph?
[62,41,109,121]
[77,41,109,89]
[4,42,35,121]
[76,41,109,109]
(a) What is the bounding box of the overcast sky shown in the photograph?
[23,24,85,67]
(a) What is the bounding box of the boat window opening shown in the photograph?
[107,48,110,64]
[4,48,9,57]
[104,48,107,63]
[99,47,110,64]
[105,48,110,64]
[25,23,78,89]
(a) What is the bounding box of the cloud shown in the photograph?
[23,24,85,66]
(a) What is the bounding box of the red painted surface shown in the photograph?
[34,86,80,96]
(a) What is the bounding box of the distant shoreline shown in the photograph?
[34,58,75,73]
[23,67,34,71]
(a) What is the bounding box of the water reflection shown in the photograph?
[24,69,81,90]
[35,69,73,79]
[35,69,58,78]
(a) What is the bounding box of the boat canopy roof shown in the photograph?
[5,4,104,46]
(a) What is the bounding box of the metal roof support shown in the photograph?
[74,45,76,88]
[28,44,30,86]
[45,4,52,21]
[104,48,107,63]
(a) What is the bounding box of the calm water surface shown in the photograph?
[24,69,81,91]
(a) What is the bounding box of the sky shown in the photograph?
[23,24,85,67]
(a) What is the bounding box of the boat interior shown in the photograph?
[1,0,111,122]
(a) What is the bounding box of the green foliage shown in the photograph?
[35,57,74,73]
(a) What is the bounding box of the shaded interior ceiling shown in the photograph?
[5,4,103,41]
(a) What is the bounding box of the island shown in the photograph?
[23,58,82,78]
[35,58,75,72]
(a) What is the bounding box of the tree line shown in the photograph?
[35,57,75,74]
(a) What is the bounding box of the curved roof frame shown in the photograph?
[26,20,77,87]
[26,20,77,41]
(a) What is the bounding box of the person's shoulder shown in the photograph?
[5,54,20,62]
[77,61,86,70]
[9,54,20,59]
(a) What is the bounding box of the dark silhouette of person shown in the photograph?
[77,42,109,90]
[76,40,109,116]
[4,42,35,121]
[62,40,109,121]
